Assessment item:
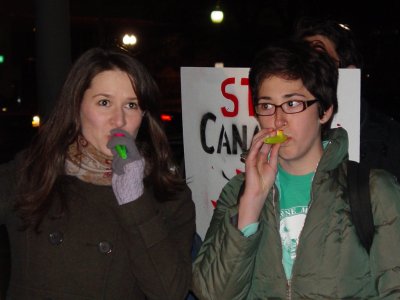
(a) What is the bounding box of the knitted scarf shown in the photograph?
[65,135,113,186]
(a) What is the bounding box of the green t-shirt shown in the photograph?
[278,165,314,279]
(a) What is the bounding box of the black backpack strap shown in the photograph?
[347,160,374,253]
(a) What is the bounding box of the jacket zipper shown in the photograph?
[272,186,293,299]
[280,171,318,300]
[282,140,331,299]
[288,183,316,299]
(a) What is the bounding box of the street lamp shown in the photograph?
[211,4,224,24]
[122,34,137,46]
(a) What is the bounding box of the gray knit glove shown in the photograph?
[107,129,145,205]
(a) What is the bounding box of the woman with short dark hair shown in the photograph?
[192,40,400,299]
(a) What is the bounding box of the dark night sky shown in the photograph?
[2,1,399,82]
[0,0,400,162]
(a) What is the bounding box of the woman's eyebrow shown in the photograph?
[93,93,111,98]
[283,93,306,99]
[258,93,307,100]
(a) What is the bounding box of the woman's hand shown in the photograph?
[238,128,281,229]
[107,129,145,205]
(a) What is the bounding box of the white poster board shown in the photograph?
[181,67,360,238]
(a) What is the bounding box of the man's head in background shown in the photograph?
[293,17,363,69]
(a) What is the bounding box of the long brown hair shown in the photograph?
[16,47,185,229]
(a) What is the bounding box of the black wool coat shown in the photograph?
[0,160,196,300]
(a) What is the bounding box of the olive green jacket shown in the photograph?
[0,159,195,300]
[192,127,400,299]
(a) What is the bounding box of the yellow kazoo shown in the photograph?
[263,130,288,144]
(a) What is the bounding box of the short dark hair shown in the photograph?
[249,39,338,136]
[293,16,363,68]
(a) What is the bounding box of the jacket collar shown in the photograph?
[317,127,349,173]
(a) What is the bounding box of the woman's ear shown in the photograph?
[319,105,333,124]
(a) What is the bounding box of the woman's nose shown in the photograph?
[111,108,126,128]
[274,107,287,128]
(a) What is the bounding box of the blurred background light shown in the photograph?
[122,34,137,46]
[161,114,173,122]
[338,23,351,31]
[211,6,224,24]
[32,115,40,127]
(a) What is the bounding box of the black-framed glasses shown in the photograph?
[255,99,319,116]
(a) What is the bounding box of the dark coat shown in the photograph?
[0,160,196,300]
[360,101,400,181]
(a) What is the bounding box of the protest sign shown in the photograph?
[181,67,360,238]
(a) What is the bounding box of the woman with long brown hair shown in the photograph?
[0,47,195,299]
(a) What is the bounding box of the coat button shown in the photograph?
[48,231,64,246]
[98,241,113,254]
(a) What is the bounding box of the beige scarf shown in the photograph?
[65,135,113,186]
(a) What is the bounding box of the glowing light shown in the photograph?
[338,23,351,31]
[2,107,7,112]
[32,115,40,127]
[211,9,224,23]
[160,114,173,121]
[122,34,137,46]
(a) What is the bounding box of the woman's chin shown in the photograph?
[96,146,112,157]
